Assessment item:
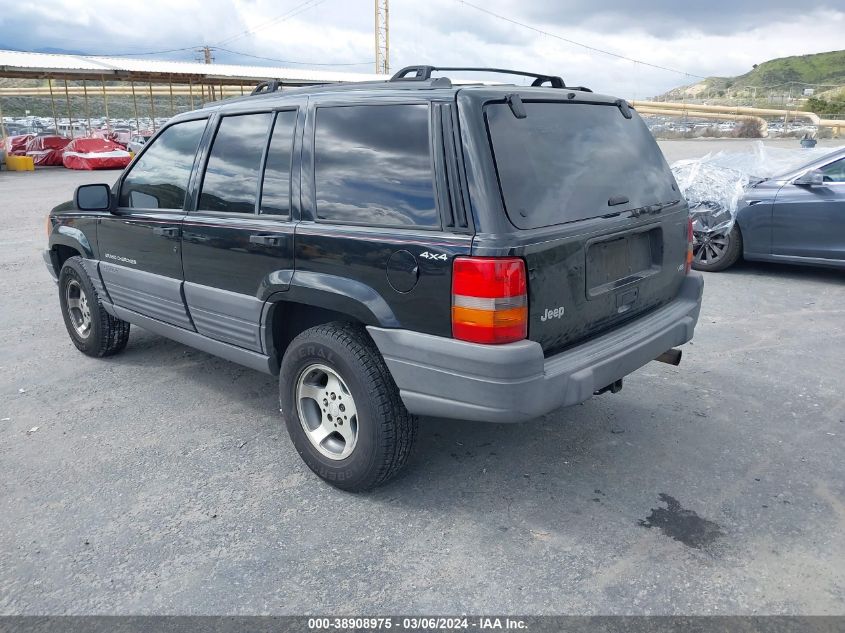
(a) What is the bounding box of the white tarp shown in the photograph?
[671,141,845,234]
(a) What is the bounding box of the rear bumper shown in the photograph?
[367,272,704,423]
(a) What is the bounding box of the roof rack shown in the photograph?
[251,80,283,95]
[391,65,566,89]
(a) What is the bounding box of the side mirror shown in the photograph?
[794,169,824,187]
[74,184,112,211]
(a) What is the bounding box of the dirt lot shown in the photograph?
[1,140,844,614]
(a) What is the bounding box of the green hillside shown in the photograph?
[665,49,845,99]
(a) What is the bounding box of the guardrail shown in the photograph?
[631,101,842,137]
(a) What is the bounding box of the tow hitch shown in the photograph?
[594,379,623,396]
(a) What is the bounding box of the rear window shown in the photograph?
[485,101,677,229]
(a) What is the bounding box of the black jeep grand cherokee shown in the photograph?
[44,66,703,491]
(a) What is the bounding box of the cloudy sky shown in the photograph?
[1,0,844,96]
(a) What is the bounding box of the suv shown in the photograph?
[44,65,703,491]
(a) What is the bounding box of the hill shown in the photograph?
[663,49,845,100]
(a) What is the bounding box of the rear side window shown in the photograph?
[486,102,677,229]
[199,113,273,213]
[119,119,207,209]
[314,104,439,228]
[260,110,297,215]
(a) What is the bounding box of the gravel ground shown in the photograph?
[1,140,844,615]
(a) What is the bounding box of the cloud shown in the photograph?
[517,0,844,36]
[0,0,843,96]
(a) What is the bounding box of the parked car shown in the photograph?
[127,132,152,154]
[25,135,70,166]
[691,147,845,271]
[62,138,132,170]
[107,128,132,148]
[43,65,703,490]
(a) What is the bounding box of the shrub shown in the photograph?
[735,119,764,138]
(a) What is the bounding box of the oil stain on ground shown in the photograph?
[639,493,724,549]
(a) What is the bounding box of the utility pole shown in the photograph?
[196,46,215,64]
[196,46,215,101]
[375,0,389,75]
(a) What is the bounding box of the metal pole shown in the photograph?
[188,80,195,110]
[148,82,156,132]
[0,97,7,148]
[63,79,74,138]
[101,75,111,133]
[374,0,377,73]
[169,75,175,116]
[131,79,140,133]
[240,81,244,96]
[385,0,389,74]
[82,79,91,135]
[48,79,59,136]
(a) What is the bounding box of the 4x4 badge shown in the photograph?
[420,251,447,261]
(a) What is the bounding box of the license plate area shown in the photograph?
[586,227,662,298]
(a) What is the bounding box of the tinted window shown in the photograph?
[486,102,677,229]
[821,158,845,183]
[260,110,297,215]
[199,113,272,213]
[314,104,438,227]
[119,119,206,209]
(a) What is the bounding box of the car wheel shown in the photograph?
[692,224,743,272]
[58,256,130,357]
[279,322,418,491]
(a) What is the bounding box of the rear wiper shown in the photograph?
[629,200,681,217]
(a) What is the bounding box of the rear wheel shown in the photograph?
[692,224,742,272]
[279,322,417,491]
[58,256,130,357]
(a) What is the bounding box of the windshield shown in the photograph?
[485,101,677,229]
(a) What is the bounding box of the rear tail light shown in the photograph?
[452,257,528,344]
[685,217,694,274]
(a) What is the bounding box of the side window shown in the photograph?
[314,104,438,228]
[820,158,845,183]
[119,119,207,209]
[260,110,297,215]
[199,113,273,213]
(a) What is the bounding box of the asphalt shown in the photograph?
[1,139,844,615]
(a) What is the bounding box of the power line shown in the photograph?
[214,46,371,67]
[455,0,708,79]
[216,0,329,46]
[83,46,199,58]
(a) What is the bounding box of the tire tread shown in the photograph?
[61,256,130,357]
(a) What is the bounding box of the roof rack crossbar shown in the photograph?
[391,65,566,89]
[251,80,283,96]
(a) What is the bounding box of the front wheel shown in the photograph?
[692,224,743,272]
[58,256,130,357]
[279,322,418,491]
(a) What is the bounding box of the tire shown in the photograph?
[692,224,743,272]
[279,322,418,491]
[58,256,130,357]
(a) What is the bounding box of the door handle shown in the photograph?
[250,234,281,247]
[153,227,179,238]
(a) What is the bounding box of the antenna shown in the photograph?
[375,0,389,75]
